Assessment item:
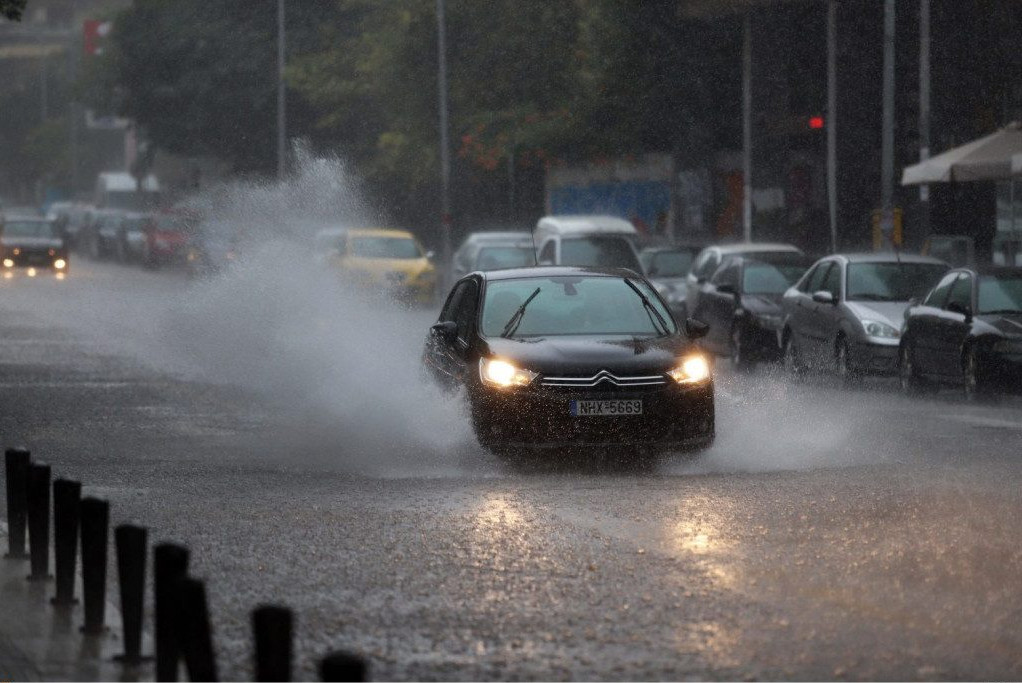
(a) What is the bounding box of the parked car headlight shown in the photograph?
[861,319,900,339]
[479,358,538,388]
[2,258,13,268]
[667,355,711,384]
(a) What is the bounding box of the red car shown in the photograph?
[141,208,199,267]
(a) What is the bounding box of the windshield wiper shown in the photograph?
[501,287,541,338]
[624,278,670,336]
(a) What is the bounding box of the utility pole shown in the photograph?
[276,0,286,180]
[741,11,753,242]
[826,0,838,252]
[436,0,453,280]
[881,0,896,211]
[40,55,48,121]
[918,0,931,241]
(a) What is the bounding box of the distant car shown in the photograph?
[327,227,437,305]
[186,221,243,278]
[685,243,803,320]
[452,230,532,279]
[899,266,1022,399]
[142,210,196,267]
[641,243,705,314]
[691,253,814,368]
[80,209,124,260]
[533,215,644,273]
[781,253,948,380]
[422,266,714,460]
[116,212,153,263]
[1,216,69,276]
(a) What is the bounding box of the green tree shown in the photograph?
[1,0,27,21]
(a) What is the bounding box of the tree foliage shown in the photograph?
[1,0,27,21]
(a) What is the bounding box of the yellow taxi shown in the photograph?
[326,228,437,304]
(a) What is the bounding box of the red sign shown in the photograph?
[83,19,112,57]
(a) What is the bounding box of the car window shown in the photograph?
[474,245,535,270]
[695,251,720,279]
[452,280,479,340]
[560,236,641,271]
[440,280,471,322]
[350,236,421,259]
[2,220,56,238]
[923,272,958,307]
[977,274,1022,314]
[821,261,842,298]
[945,274,973,311]
[846,263,948,302]
[710,260,740,288]
[806,262,832,293]
[480,276,675,337]
[538,240,556,264]
[743,261,808,295]
[650,250,695,277]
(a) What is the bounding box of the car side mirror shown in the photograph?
[685,318,709,339]
[716,283,737,296]
[431,320,458,341]
[812,290,836,305]
[947,301,972,320]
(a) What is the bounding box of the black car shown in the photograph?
[1,216,69,276]
[423,266,715,459]
[691,253,814,368]
[899,266,1022,399]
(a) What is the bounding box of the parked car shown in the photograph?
[899,266,1022,399]
[641,243,706,314]
[685,243,803,319]
[422,266,714,460]
[533,215,644,273]
[690,253,815,368]
[80,209,125,260]
[781,253,948,380]
[0,216,69,276]
[452,230,532,279]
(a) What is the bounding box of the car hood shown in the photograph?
[844,301,908,327]
[346,256,434,279]
[740,293,783,314]
[978,313,1022,338]
[1,236,63,250]
[482,334,693,375]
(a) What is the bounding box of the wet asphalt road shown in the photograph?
[1,258,1021,681]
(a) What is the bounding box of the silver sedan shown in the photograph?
[780,253,948,380]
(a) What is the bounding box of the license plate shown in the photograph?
[570,399,643,417]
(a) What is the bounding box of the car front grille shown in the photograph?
[540,370,667,388]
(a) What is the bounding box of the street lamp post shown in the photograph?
[436,0,453,285]
[276,0,286,181]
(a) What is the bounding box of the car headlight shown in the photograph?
[667,355,711,384]
[479,358,538,388]
[2,258,13,268]
[53,258,67,270]
[861,319,900,339]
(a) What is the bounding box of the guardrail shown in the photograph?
[4,446,369,681]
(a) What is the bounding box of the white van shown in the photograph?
[533,215,643,273]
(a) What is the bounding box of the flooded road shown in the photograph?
[2,260,1021,680]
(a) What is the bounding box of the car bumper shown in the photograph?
[470,381,715,451]
[849,338,900,375]
[3,252,66,269]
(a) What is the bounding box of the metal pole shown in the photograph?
[40,56,48,121]
[437,0,453,279]
[276,0,286,180]
[919,0,931,241]
[742,11,753,242]
[827,0,838,252]
[881,0,896,210]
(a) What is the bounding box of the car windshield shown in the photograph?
[978,275,1022,314]
[3,220,56,238]
[846,262,947,302]
[561,236,641,271]
[475,245,534,270]
[350,236,421,259]
[743,262,808,294]
[648,250,694,277]
[155,216,189,232]
[479,276,675,338]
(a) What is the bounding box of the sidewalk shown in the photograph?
[0,524,152,682]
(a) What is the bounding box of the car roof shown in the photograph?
[710,242,803,255]
[477,265,641,281]
[723,253,816,266]
[830,252,948,265]
[642,243,705,253]
[960,265,1022,277]
[462,230,530,243]
[347,227,416,239]
[535,215,637,235]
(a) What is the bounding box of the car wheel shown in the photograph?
[898,341,928,395]
[961,345,994,402]
[835,337,856,384]
[783,332,803,378]
[730,324,753,372]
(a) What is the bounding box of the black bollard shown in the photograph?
[154,543,189,682]
[51,479,82,605]
[4,447,31,559]
[115,524,149,664]
[26,462,52,580]
[319,651,369,682]
[79,497,110,634]
[253,605,293,682]
[175,577,218,682]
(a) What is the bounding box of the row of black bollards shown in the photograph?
[5,446,369,681]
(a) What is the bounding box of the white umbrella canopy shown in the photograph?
[902,121,1022,185]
